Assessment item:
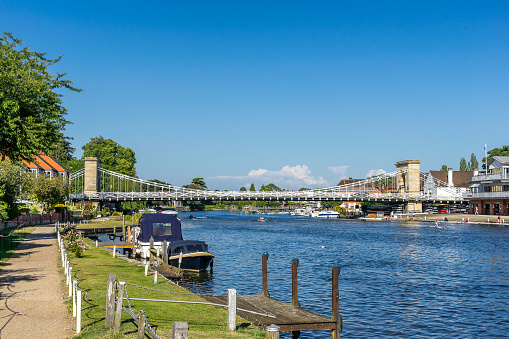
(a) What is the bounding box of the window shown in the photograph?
[484,186,492,193]
[172,247,182,255]
[153,222,172,236]
[186,244,205,252]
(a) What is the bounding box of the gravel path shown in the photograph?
[0,224,75,338]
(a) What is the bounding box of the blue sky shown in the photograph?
[2,1,508,190]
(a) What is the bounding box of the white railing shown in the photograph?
[471,173,509,182]
[467,192,509,199]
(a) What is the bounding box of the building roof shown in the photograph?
[488,156,509,166]
[429,170,473,188]
[3,153,69,174]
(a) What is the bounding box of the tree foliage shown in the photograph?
[0,160,33,220]
[259,183,282,192]
[0,32,81,162]
[191,178,207,189]
[440,165,448,171]
[239,186,246,192]
[468,153,479,171]
[249,183,256,191]
[82,136,136,176]
[459,157,467,171]
[31,176,69,212]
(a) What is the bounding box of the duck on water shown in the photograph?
[134,213,214,272]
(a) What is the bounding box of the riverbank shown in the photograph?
[392,213,509,225]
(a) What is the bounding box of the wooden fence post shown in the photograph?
[227,288,237,332]
[114,281,125,333]
[138,310,146,339]
[292,259,299,307]
[105,273,117,327]
[262,253,269,297]
[265,324,280,339]
[332,266,342,339]
[172,321,189,339]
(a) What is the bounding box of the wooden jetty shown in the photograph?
[205,254,342,338]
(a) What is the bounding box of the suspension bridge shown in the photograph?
[69,158,467,213]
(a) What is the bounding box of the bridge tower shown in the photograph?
[395,160,422,213]
[84,157,101,195]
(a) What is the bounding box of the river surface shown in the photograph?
[175,211,508,338]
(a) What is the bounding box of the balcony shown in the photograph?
[466,192,509,199]
[471,174,509,182]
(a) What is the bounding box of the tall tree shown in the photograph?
[81,136,136,176]
[468,153,479,171]
[260,183,282,192]
[440,165,448,171]
[32,176,69,213]
[249,183,256,191]
[191,178,207,189]
[0,32,82,162]
[459,157,467,171]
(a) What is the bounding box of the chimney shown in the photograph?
[474,168,479,176]
[448,168,453,186]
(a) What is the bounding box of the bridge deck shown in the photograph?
[203,294,337,332]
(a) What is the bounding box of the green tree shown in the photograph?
[31,176,69,213]
[191,178,207,189]
[483,145,509,169]
[468,153,479,171]
[82,136,136,176]
[0,160,32,220]
[440,165,448,171]
[299,188,311,191]
[459,157,467,171]
[249,183,256,191]
[260,183,282,192]
[239,186,246,192]
[0,32,82,162]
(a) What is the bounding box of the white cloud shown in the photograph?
[210,165,330,190]
[366,169,387,178]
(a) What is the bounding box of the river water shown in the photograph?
[176,211,508,338]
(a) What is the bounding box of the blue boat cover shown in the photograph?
[138,213,183,243]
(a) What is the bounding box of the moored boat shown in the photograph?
[168,240,214,272]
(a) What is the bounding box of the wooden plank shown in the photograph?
[203,294,335,331]
[101,241,135,249]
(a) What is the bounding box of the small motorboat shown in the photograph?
[167,240,214,272]
[135,214,214,271]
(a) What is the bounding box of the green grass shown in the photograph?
[0,225,36,265]
[65,235,264,338]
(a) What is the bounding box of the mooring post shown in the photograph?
[292,258,299,307]
[138,310,146,339]
[105,273,117,327]
[265,324,280,339]
[262,252,270,297]
[73,279,78,317]
[172,321,189,339]
[162,241,168,264]
[332,266,342,339]
[227,288,237,332]
[114,281,125,333]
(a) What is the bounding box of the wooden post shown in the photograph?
[292,259,299,307]
[154,270,158,284]
[105,273,117,327]
[262,253,269,297]
[76,290,82,334]
[332,266,342,339]
[172,321,189,339]
[162,241,168,264]
[137,310,146,339]
[114,281,125,333]
[227,288,237,332]
[122,224,126,242]
[265,324,280,339]
[68,267,73,296]
[113,245,116,257]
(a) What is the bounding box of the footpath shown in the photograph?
[0,224,75,338]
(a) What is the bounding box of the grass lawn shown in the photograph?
[64,231,264,338]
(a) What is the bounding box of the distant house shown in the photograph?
[424,168,473,198]
[467,156,509,215]
[4,153,70,180]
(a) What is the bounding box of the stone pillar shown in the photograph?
[395,160,422,213]
[84,157,101,195]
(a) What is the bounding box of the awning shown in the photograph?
[470,184,480,188]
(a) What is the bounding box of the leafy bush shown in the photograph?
[76,201,95,211]
[111,211,122,216]
[62,229,91,257]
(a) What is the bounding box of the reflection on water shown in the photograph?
[175,211,508,338]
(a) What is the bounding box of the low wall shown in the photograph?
[2,213,63,229]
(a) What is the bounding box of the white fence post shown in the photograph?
[76,290,82,334]
[73,280,78,317]
[145,264,149,276]
[227,288,237,332]
[68,267,73,296]
[154,270,158,284]
[113,245,116,257]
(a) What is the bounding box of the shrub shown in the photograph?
[62,229,91,257]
